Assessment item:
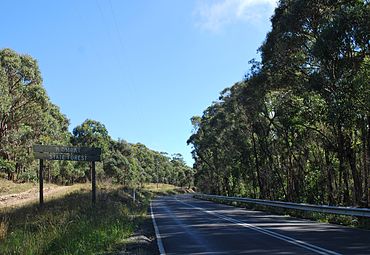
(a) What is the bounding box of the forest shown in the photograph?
[0,48,194,188]
[188,0,369,207]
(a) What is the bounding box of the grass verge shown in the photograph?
[0,184,154,255]
[0,182,185,255]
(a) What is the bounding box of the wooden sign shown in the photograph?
[33,145,101,161]
[33,144,101,206]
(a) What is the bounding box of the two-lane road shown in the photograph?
[151,194,370,254]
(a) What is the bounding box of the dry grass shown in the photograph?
[0,178,76,197]
[0,182,91,211]
[0,180,184,254]
[0,183,151,255]
[0,216,8,239]
[144,183,178,193]
[0,178,36,196]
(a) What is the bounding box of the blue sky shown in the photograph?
[1,0,276,165]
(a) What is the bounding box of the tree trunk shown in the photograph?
[325,149,335,205]
[284,130,295,202]
[338,123,350,205]
[367,116,370,207]
[347,145,361,205]
[361,118,367,204]
[251,133,264,198]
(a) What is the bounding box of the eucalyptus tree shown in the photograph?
[189,0,369,207]
[71,119,111,181]
[0,48,70,181]
[260,0,369,205]
[103,139,131,184]
[0,48,44,179]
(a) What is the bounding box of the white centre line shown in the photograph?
[175,197,342,255]
[151,201,166,255]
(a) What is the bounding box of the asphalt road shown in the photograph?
[150,194,370,255]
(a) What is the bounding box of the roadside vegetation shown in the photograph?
[144,183,194,196]
[188,0,370,209]
[0,183,182,255]
[0,48,194,188]
[0,37,193,255]
[1,0,369,253]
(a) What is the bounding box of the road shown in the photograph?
[150,194,370,255]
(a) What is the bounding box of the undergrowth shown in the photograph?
[0,185,152,255]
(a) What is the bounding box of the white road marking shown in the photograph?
[176,197,342,255]
[150,201,166,255]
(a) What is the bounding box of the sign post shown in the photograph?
[39,159,44,206]
[92,161,96,205]
[33,145,101,206]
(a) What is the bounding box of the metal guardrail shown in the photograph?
[194,194,370,218]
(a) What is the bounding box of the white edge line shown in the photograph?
[150,201,166,255]
[176,198,341,255]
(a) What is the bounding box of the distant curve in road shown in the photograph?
[151,194,370,255]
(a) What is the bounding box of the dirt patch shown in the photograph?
[0,185,72,208]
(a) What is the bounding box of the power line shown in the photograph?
[107,0,136,92]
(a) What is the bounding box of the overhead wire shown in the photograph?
[95,0,142,138]
[106,0,135,96]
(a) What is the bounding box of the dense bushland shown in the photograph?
[188,0,369,207]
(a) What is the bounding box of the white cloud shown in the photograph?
[194,0,277,32]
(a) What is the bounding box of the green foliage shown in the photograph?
[0,48,194,187]
[72,119,111,158]
[0,48,71,181]
[189,0,370,207]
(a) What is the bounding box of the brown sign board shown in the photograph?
[33,145,101,162]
